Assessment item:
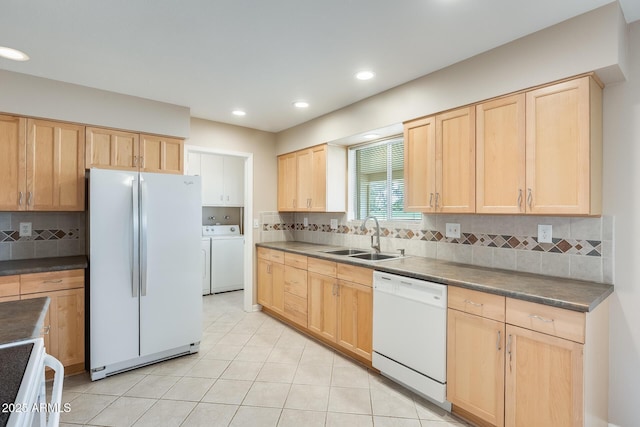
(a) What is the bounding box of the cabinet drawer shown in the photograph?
[257,247,271,260]
[285,252,307,269]
[448,286,505,322]
[270,250,285,264]
[337,263,372,287]
[20,270,84,295]
[308,257,337,277]
[0,275,20,298]
[285,266,307,298]
[284,293,307,327]
[257,248,285,263]
[506,298,585,343]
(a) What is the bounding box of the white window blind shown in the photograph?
[350,137,420,221]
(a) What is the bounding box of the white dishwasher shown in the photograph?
[372,271,449,409]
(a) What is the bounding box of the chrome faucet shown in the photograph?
[361,216,381,253]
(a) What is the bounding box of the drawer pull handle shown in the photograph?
[529,314,554,323]
[44,279,63,284]
[464,299,483,307]
[507,334,513,371]
[496,330,501,351]
[42,325,51,335]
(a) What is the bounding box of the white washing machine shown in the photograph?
[201,237,211,295]
[202,225,245,294]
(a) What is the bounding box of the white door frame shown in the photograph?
[184,144,256,313]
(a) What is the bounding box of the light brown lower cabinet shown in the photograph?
[447,286,609,427]
[19,269,86,376]
[257,248,373,364]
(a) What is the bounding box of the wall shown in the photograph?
[188,118,278,222]
[269,3,637,424]
[0,212,85,260]
[0,69,190,138]
[261,212,612,284]
[602,20,640,427]
[276,2,627,154]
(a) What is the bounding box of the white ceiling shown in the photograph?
[0,0,637,133]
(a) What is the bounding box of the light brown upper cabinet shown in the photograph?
[476,94,526,214]
[86,127,139,171]
[0,116,85,212]
[525,76,602,215]
[404,106,475,213]
[139,134,184,174]
[86,127,184,175]
[0,115,26,211]
[277,152,297,211]
[477,76,602,215]
[277,144,346,212]
[404,116,436,211]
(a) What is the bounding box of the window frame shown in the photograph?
[348,136,420,222]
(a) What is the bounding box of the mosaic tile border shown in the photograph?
[262,223,602,257]
[0,228,81,242]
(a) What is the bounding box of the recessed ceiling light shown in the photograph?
[0,46,29,61]
[232,110,246,116]
[355,70,375,81]
[363,133,380,139]
[293,101,309,108]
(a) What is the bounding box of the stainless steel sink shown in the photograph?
[348,252,400,261]
[323,248,368,256]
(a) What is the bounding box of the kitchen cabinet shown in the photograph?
[86,127,184,175]
[284,253,308,328]
[308,260,373,361]
[525,76,602,215]
[188,152,244,206]
[0,275,20,303]
[447,287,506,427]
[0,116,85,211]
[476,94,526,214]
[336,278,372,360]
[139,134,184,174]
[404,116,436,211]
[256,248,285,316]
[0,115,26,211]
[86,127,139,171]
[277,144,346,212]
[257,247,373,364]
[404,106,475,213]
[476,76,602,215]
[277,152,297,211]
[447,285,609,427]
[26,119,85,211]
[19,269,85,376]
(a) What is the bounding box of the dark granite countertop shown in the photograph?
[0,255,87,277]
[256,241,613,312]
[0,297,50,345]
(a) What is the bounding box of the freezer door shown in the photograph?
[139,172,202,356]
[89,169,140,370]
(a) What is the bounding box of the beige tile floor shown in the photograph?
[56,291,469,427]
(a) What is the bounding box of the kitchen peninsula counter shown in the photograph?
[256,241,613,312]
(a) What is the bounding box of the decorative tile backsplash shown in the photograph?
[0,212,86,261]
[262,222,602,257]
[260,211,614,284]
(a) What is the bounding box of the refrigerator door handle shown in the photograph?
[131,177,140,298]
[140,178,148,297]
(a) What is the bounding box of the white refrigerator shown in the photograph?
[89,168,202,381]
